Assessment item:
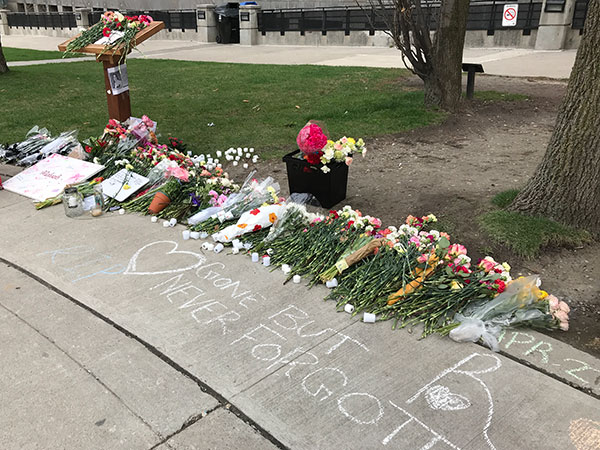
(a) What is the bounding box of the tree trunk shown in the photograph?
[0,35,8,74]
[369,0,470,111]
[510,0,600,235]
[427,0,470,111]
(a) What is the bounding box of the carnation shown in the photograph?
[297,124,327,155]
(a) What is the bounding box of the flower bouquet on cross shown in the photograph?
[64,11,153,63]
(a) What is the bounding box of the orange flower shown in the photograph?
[269,213,277,223]
[238,223,247,229]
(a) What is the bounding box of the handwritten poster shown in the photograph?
[101,168,149,202]
[2,154,104,201]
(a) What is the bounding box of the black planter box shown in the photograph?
[282,150,348,209]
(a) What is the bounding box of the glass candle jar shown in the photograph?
[63,186,84,218]
[91,184,104,217]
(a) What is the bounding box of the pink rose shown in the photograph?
[558,300,570,313]
[547,295,559,311]
[559,321,569,331]
[553,310,569,322]
[417,254,429,264]
[345,156,353,166]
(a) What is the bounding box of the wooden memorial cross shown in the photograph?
[58,21,165,122]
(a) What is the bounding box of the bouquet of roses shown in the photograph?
[65,11,153,63]
[448,275,568,351]
[296,122,366,173]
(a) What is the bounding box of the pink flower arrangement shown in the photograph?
[165,166,189,182]
[208,190,228,207]
[297,124,328,154]
[447,243,467,258]
[547,294,570,331]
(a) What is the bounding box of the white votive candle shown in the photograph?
[326,278,338,288]
[363,312,376,323]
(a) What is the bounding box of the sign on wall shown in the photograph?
[502,4,519,27]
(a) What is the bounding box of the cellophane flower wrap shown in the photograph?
[213,204,286,243]
[449,275,570,351]
[297,123,328,156]
[0,126,80,167]
[188,175,280,232]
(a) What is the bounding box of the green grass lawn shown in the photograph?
[0,59,444,158]
[3,47,84,61]
[479,190,591,258]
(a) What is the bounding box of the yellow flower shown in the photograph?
[347,137,356,145]
[450,280,463,290]
[125,164,134,170]
[123,184,131,190]
[537,290,548,300]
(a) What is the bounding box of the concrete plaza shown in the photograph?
[3,35,577,79]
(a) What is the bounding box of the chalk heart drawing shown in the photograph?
[425,385,471,411]
[124,240,207,276]
[569,418,600,450]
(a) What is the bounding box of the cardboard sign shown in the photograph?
[502,4,518,27]
[101,168,149,202]
[2,154,104,201]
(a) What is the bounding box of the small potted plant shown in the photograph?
[283,121,366,208]
[148,166,189,214]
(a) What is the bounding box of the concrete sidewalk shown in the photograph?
[0,182,598,449]
[3,35,577,79]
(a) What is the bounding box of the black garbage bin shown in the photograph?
[215,2,240,44]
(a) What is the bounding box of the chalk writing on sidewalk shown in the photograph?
[37,245,125,283]
[498,330,600,386]
[232,303,501,449]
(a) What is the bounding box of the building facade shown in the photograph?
[5,0,355,12]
